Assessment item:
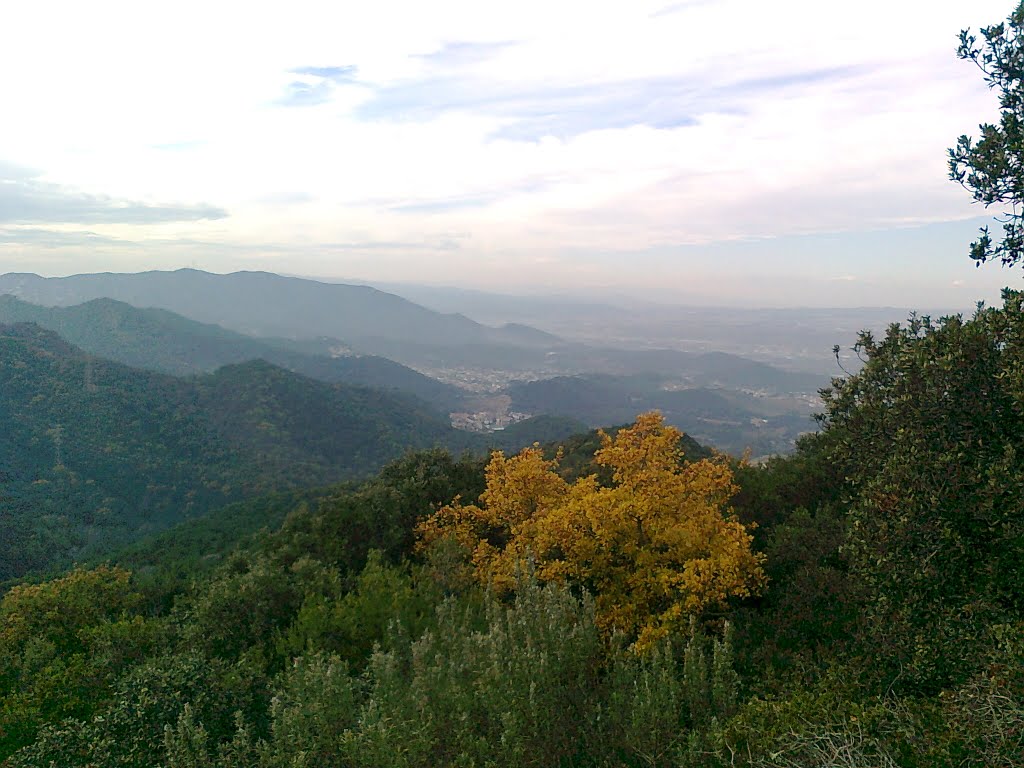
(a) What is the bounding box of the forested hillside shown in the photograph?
[0,323,253,579]
[0,324,577,581]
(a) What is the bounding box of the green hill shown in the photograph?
[0,295,467,411]
[0,324,564,580]
[0,324,251,579]
[193,359,469,486]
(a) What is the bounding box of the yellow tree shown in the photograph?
[417,412,766,648]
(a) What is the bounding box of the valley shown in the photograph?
[0,269,828,458]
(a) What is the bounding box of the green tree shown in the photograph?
[820,297,1024,692]
[949,1,1024,267]
[0,567,148,758]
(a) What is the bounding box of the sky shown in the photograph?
[0,0,1021,308]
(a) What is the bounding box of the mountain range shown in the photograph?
[0,270,826,393]
[0,269,560,351]
[0,294,467,411]
[0,269,830,463]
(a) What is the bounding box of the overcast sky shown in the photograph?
[0,0,1020,307]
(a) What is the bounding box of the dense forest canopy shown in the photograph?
[0,324,581,582]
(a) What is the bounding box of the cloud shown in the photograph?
[736,66,866,94]
[650,0,718,18]
[280,79,336,107]
[0,227,129,247]
[322,238,463,251]
[376,175,556,215]
[151,140,206,152]
[415,41,516,68]
[0,165,227,225]
[291,65,358,81]
[355,75,698,139]
[388,194,500,214]
[353,66,861,141]
[279,64,359,106]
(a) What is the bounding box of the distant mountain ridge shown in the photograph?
[0,269,561,350]
[0,294,468,411]
[0,270,825,397]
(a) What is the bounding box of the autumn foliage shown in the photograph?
[417,412,766,647]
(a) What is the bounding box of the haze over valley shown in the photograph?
[0,268,833,459]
